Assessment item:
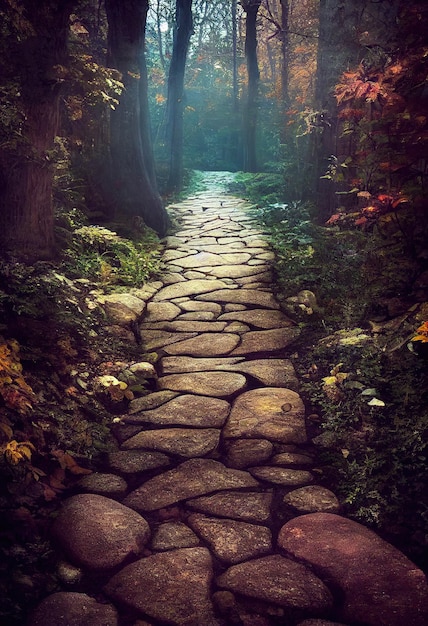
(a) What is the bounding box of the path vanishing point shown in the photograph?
[29,179,428,626]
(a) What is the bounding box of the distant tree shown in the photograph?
[165,0,193,192]
[105,0,168,234]
[241,0,262,172]
[0,0,75,259]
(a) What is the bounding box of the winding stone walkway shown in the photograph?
[30,191,428,625]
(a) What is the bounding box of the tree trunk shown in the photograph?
[310,0,362,219]
[241,0,261,172]
[105,0,168,235]
[232,0,238,111]
[0,0,75,260]
[279,0,289,144]
[165,0,193,193]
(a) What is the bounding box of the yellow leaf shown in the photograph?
[322,376,337,386]
[412,334,428,343]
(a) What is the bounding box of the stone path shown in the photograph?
[30,191,428,625]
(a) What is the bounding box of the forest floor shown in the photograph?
[0,172,427,625]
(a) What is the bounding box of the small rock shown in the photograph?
[187,490,273,523]
[249,467,314,487]
[76,473,128,498]
[282,486,340,513]
[107,450,170,474]
[225,439,273,469]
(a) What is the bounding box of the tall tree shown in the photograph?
[0,0,75,259]
[165,0,193,193]
[241,0,262,172]
[105,0,168,234]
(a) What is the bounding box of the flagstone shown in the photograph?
[107,450,171,475]
[231,327,300,356]
[178,301,223,314]
[205,264,270,278]
[188,514,272,564]
[196,289,280,309]
[223,322,251,333]
[282,486,340,513]
[160,356,245,374]
[151,522,200,551]
[141,320,228,332]
[249,466,314,486]
[123,394,230,428]
[225,439,274,469]
[121,428,220,458]
[123,459,259,512]
[153,279,231,301]
[235,272,272,284]
[145,301,182,322]
[183,270,208,279]
[163,333,240,356]
[171,252,228,268]
[158,371,247,397]
[218,309,293,329]
[223,387,307,443]
[160,272,187,285]
[141,330,197,350]
[176,311,216,321]
[187,490,273,523]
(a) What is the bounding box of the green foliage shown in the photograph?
[64,225,163,287]
[233,172,284,205]
[299,340,427,565]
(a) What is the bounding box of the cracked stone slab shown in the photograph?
[157,371,247,397]
[104,548,219,626]
[218,309,293,329]
[121,427,220,458]
[187,490,273,523]
[188,514,272,564]
[141,330,197,350]
[123,394,230,428]
[216,555,333,612]
[217,359,299,390]
[196,289,280,309]
[230,327,300,356]
[223,388,307,444]
[153,279,232,301]
[163,333,240,357]
[123,459,259,512]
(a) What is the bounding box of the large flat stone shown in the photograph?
[207,265,269,278]
[225,439,274,469]
[123,394,230,427]
[196,289,280,309]
[188,514,272,564]
[187,491,273,523]
[123,459,259,512]
[231,327,300,356]
[144,301,181,322]
[223,388,307,443]
[105,548,219,626]
[218,309,293,329]
[219,359,299,390]
[140,320,227,332]
[51,494,150,570]
[178,301,222,313]
[160,356,245,374]
[153,279,230,301]
[163,333,240,356]
[217,555,333,611]
[128,390,178,413]
[157,371,247,397]
[278,513,428,626]
[121,428,220,458]
[107,450,171,474]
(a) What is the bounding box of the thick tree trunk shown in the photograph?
[0,0,74,260]
[165,0,193,193]
[279,0,289,144]
[105,0,168,235]
[242,0,261,172]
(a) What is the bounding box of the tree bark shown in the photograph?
[279,0,289,144]
[165,0,193,193]
[105,0,168,235]
[0,0,75,260]
[241,0,261,172]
